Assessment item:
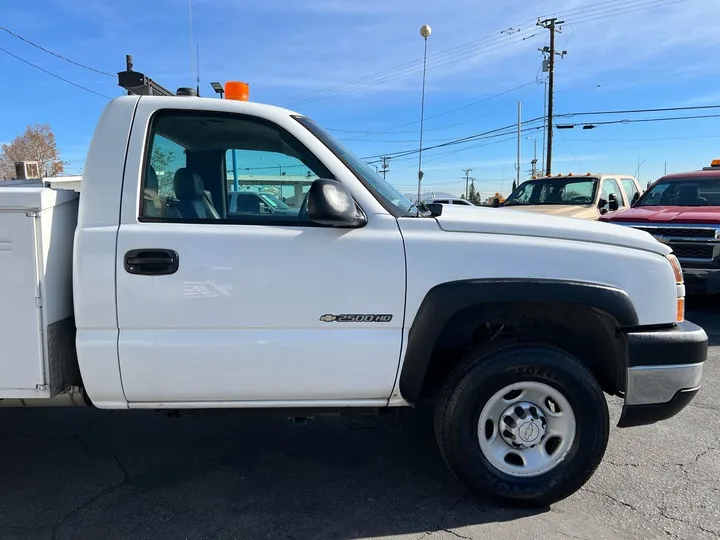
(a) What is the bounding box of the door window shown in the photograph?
[140,111,336,225]
[601,178,626,208]
[620,178,639,204]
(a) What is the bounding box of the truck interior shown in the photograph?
[140,111,334,224]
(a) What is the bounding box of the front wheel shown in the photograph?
[434,343,609,507]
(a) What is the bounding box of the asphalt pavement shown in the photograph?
[1,298,718,540]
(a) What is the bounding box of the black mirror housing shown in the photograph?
[426,202,443,216]
[306,179,365,227]
[608,194,620,211]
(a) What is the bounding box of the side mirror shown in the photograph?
[306,179,365,227]
[631,192,640,206]
[608,193,620,211]
[598,197,608,215]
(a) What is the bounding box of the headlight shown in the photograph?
[666,254,684,322]
[666,253,683,284]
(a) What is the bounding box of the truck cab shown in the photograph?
[0,93,707,508]
[599,160,720,294]
[501,173,642,219]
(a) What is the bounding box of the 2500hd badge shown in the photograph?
[319,314,393,323]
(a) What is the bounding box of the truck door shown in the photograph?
[115,105,406,405]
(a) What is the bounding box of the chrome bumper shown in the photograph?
[618,321,707,428]
[625,362,703,406]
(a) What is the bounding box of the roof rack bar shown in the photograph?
[117,54,174,97]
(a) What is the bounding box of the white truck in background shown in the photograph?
[0,93,707,507]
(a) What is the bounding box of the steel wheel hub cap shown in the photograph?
[477,381,577,478]
[499,402,547,448]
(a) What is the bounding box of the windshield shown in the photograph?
[504,178,598,206]
[259,193,290,209]
[635,177,720,207]
[293,116,422,216]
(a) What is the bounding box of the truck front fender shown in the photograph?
[398,278,639,405]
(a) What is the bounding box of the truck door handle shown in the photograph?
[124,249,179,276]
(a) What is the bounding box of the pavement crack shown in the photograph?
[440,529,472,540]
[50,452,128,540]
[557,533,590,540]
[50,412,128,540]
[657,506,719,537]
[582,488,639,512]
[585,488,717,537]
[605,459,642,468]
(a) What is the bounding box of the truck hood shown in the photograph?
[600,206,720,224]
[434,205,670,255]
[500,204,597,219]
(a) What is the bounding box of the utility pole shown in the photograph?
[530,138,538,179]
[538,18,566,176]
[541,81,547,175]
[463,168,473,199]
[515,102,522,189]
[380,156,392,180]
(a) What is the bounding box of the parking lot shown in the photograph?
[0,299,718,540]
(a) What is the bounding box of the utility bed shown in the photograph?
[0,184,79,399]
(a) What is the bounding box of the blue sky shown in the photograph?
[1,0,719,199]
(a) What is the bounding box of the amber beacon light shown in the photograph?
[225,81,250,101]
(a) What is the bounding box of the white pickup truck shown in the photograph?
[0,94,707,507]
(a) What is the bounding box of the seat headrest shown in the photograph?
[146,166,159,191]
[174,168,204,200]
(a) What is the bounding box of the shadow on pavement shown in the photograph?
[686,295,720,346]
[0,407,546,540]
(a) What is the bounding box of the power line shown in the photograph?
[556,66,718,94]
[0,26,114,77]
[557,103,720,117]
[284,28,536,104]
[561,112,720,127]
[368,122,546,163]
[287,27,541,106]
[567,0,686,25]
[284,0,683,106]
[560,134,720,143]
[363,105,720,164]
[0,46,113,99]
[332,80,540,139]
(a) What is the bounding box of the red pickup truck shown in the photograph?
[599,160,720,294]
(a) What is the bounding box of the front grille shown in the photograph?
[671,244,715,259]
[633,226,716,239]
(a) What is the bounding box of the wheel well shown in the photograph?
[418,302,626,402]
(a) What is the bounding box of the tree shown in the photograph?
[150,146,176,197]
[467,180,483,205]
[0,124,64,179]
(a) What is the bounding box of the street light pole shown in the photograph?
[515,101,521,188]
[417,24,432,209]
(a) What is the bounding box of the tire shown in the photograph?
[434,342,609,507]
